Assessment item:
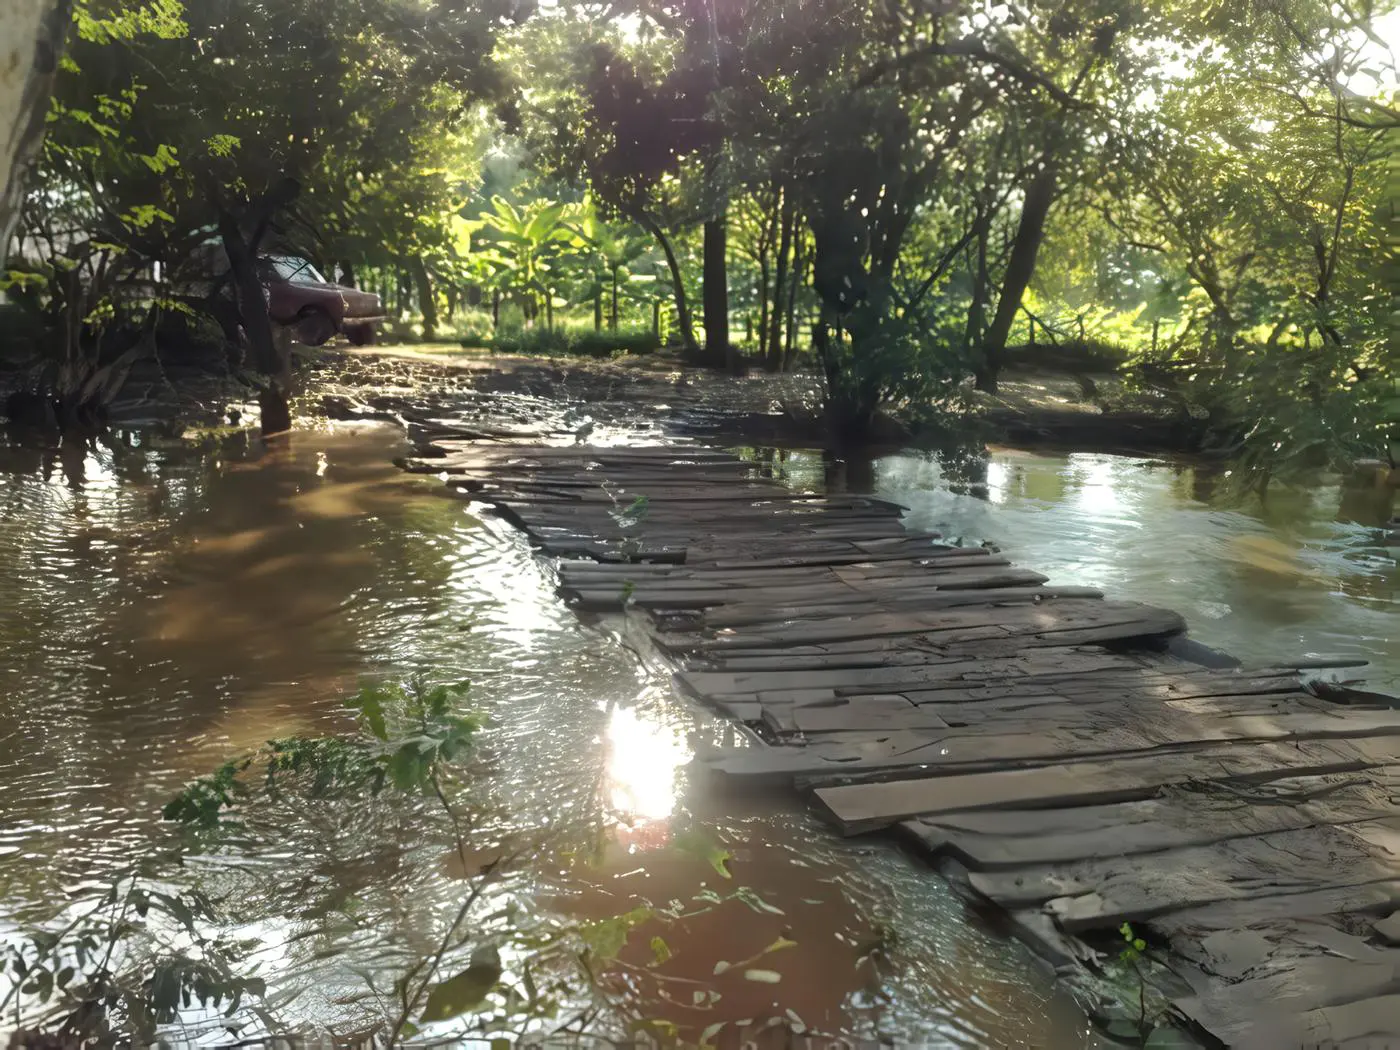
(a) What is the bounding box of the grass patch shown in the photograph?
[482,326,661,359]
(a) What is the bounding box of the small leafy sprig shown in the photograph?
[163,678,480,828]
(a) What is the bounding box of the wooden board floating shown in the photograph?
[399,432,1400,1048]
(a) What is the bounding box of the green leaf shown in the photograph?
[579,906,650,960]
[649,935,671,965]
[348,684,392,740]
[420,946,502,1023]
[673,828,732,879]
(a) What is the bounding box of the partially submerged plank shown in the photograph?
[901,773,1400,870]
[693,599,1186,651]
[811,739,1381,834]
[966,816,1400,916]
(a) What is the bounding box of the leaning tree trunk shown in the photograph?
[978,157,1059,393]
[411,257,437,340]
[0,0,73,262]
[635,211,698,356]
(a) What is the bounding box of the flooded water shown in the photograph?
[858,450,1396,693]
[0,422,1101,1047]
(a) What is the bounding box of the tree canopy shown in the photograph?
[2,0,1396,466]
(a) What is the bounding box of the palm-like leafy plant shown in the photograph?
[566,200,653,331]
[472,195,577,329]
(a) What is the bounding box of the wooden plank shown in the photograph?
[1154,882,1400,935]
[902,773,1400,870]
[966,816,1400,915]
[677,649,1142,697]
[810,739,1379,834]
[795,688,1323,736]
[564,574,1057,612]
[693,600,1186,651]
[1175,973,1400,1048]
[696,586,1098,626]
[710,706,1400,784]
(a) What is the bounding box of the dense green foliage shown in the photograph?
[2,0,1397,465]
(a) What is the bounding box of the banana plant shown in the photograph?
[472,195,578,329]
[566,199,655,331]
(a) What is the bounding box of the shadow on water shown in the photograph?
[0,421,1102,1046]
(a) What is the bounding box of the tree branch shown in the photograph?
[857,37,1095,111]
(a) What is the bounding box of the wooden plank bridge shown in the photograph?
[402,430,1400,1049]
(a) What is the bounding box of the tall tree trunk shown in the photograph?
[978,157,1059,393]
[218,211,291,437]
[783,226,805,372]
[756,243,770,365]
[703,215,734,371]
[0,0,72,262]
[593,289,602,331]
[767,190,794,372]
[491,288,500,328]
[544,289,553,331]
[411,258,438,340]
[610,265,620,331]
[636,211,698,355]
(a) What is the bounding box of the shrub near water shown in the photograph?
[483,326,661,359]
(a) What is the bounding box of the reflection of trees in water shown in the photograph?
[0,426,474,908]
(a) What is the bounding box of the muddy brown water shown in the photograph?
[0,422,1102,1047]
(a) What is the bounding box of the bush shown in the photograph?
[483,325,661,358]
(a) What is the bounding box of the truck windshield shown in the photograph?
[267,256,326,283]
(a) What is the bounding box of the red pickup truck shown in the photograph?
[257,255,384,346]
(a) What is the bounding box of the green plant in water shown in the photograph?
[1099,921,1168,1045]
[0,875,266,1045]
[12,677,797,1047]
[163,678,479,828]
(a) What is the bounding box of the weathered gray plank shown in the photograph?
[968,816,1400,915]
[1176,981,1400,1047]
[902,773,1400,870]
[811,739,1380,834]
[692,600,1186,651]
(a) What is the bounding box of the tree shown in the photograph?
[471,195,578,330]
[567,199,654,331]
[20,0,522,433]
[0,0,74,261]
[509,14,715,356]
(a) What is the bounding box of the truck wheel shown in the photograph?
[346,324,376,346]
[295,308,336,347]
